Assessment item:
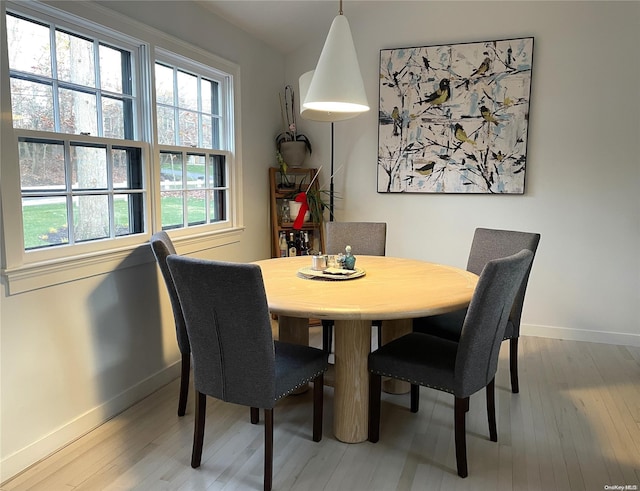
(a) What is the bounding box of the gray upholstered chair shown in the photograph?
[150,231,190,416]
[166,255,328,491]
[369,250,534,478]
[323,221,387,352]
[324,221,387,257]
[413,228,540,393]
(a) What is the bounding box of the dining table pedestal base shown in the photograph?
[277,315,413,442]
[333,319,371,443]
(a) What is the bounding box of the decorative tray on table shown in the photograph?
[297,267,366,281]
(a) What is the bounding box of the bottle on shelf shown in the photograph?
[300,231,310,256]
[281,200,290,224]
[279,232,288,257]
[294,231,303,256]
[288,232,297,257]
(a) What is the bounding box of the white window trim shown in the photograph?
[0,1,244,295]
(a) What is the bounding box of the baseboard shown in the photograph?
[522,323,640,347]
[0,361,181,484]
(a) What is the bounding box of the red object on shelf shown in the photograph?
[292,192,309,230]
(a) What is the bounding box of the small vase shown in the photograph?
[344,245,356,270]
[279,141,308,168]
[288,200,310,223]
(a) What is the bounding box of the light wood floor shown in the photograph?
[2,329,639,491]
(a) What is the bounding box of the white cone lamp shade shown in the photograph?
[299,70,359,122]
[302,14,369,115]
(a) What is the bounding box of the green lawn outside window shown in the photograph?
[22,197,207,249]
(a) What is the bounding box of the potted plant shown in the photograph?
[286,170,332,226]
[306,187,332,223]
[277,85,312,167]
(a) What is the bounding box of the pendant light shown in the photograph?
[302,0,369,115]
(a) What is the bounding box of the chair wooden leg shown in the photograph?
[368,373,382,442]
[264,408,273,491]
[251,407,259,424]
[322,320,333,353]
[313,375,324,442]
[486,378,497,442]
[178,352,190,416]
[191,391,206,468]
[410,384,420,413]
[510,337,520,393]
[454,396,469,478]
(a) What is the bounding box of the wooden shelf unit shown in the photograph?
[269,167,325,258]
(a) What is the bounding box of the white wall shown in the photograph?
[0,1,283,481]
[288,1,640,346]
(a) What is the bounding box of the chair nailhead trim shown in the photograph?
[369,370,454,394]
[276,368,328,400]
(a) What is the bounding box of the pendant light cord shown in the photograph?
[330,122,335,221]
[339,0,343,15]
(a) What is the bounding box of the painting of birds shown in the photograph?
[480,106,500,125]
[421,78,450,105]
[377,37,533,194]
[454,123,476,146]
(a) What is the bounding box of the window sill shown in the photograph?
[2,227,244,295]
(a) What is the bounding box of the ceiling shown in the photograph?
[197,1,374,54]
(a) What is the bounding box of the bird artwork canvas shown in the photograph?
[377,37,534,194]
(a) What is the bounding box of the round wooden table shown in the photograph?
[254,255,478,443]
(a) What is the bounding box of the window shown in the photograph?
[8,15,135,139]
[154,58,230,230]
[6,11,144,250]
[155,62,220,149]
[20,139,143,248]
[1,2,241,293]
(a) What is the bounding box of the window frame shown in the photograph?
[0,1,243,294]
[153,49,233,233]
